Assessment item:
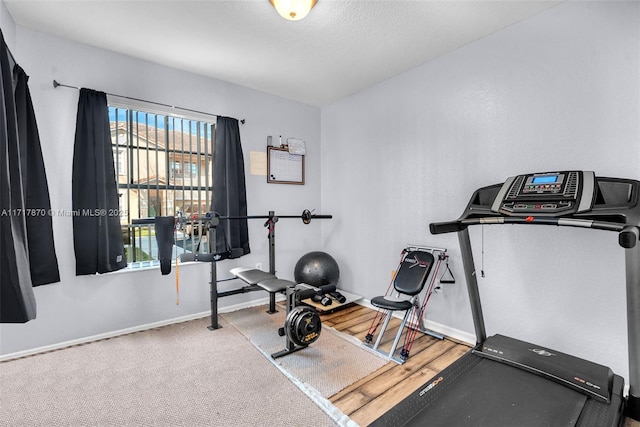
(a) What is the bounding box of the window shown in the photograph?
[113,147,126,176]
[109,105,215,269]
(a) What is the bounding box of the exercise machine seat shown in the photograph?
[258,278,295,293]
[370,297,412,311]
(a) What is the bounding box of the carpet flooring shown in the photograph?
[0,316,338,427]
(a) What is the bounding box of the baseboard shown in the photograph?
[2,295,470,362]
[355,298,476,346]
[0,295,279,362]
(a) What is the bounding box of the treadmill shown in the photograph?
[371,171,640,426]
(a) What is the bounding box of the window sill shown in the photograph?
[107,260,204,275]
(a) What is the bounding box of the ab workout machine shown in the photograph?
[364,245,453,364]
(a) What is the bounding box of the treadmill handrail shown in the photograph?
[431,217,629,233]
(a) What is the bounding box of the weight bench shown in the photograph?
[229,267,292,313]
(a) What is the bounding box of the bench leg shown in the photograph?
[266,292,278,314]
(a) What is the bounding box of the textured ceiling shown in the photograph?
[5,0,561,107]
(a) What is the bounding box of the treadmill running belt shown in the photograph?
[372,355,587,427]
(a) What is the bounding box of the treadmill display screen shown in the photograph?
[532,175,558,184]
[520,172,567,196]
[491,171,595,217]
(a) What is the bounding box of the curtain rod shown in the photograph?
[52,80,245,124]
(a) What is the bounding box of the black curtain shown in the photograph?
[72,89,127,275]
[14,65,60,286]
[1,28,60,323]
[211,116,249,259]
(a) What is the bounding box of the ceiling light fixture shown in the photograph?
[269,0,317,21]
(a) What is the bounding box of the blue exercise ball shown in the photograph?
[294,251,340,286]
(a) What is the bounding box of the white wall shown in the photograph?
[0,1,14,49]
[321,0,639,382]
[0,23,323,355]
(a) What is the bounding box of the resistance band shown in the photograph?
[402,256,445,354]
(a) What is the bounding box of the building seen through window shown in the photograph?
[109,106,215,268]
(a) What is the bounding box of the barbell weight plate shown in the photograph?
[302,209,312,224]
[285,306,322,346]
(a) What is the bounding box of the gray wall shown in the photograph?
[0,10,324,355]
[321,0,639,381]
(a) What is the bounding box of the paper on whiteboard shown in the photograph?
[287,138,306,155]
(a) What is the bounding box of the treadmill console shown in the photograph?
[491,171,596,217]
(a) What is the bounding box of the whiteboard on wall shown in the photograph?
[267,146,305,185]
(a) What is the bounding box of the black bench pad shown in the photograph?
[230,268,277,285]
[257,279,295,293]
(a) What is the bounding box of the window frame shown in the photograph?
[108,96,217,270]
